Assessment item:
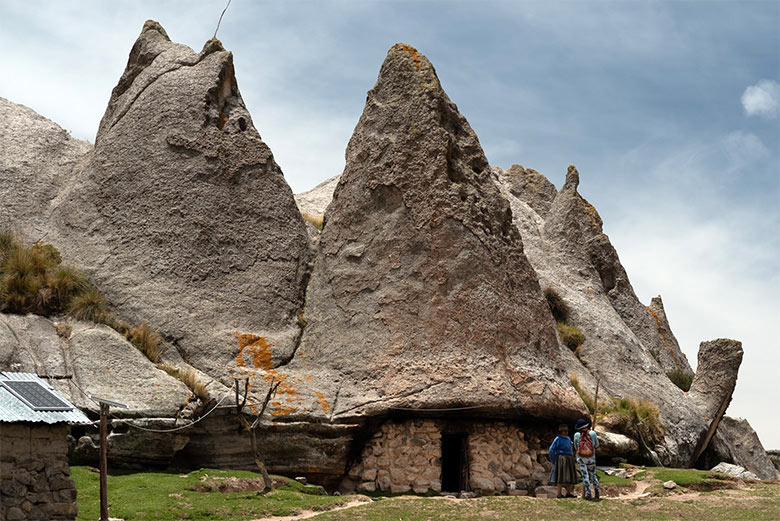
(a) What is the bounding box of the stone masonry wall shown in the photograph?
[344,420,442,494]
[468,422,550,493]
[342,420,552,495]
[0,423,78,521]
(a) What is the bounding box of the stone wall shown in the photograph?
[342,419,551,495]
[344,420,442,494]
[468,422,550,494]
[0,423,78,521]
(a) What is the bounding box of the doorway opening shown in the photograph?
[441,432,469,492]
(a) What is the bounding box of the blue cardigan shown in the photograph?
[548,435,573,463]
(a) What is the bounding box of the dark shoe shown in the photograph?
[583,495,592,500]
[565,493,576,498]
[595,492,600,501]
[557,494,565,499]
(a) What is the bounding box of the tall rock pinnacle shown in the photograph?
[290,44,586,421]
[48,21,310,374]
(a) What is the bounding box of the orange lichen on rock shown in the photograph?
[315,391,330,413]
[234,333,273,370]
[393,43,423,71]
[647,307,681,370]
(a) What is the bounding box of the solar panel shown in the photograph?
[0,380,73,411]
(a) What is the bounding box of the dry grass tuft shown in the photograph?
[128,322,161,364]
[54,322,72,339]
[66,288,110,323]
[179,367,210,402]
[558,322,585,350]
[300,211,324,231]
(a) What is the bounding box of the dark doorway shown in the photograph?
[441,433,469,492]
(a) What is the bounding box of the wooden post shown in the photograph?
[99,403,109,521]
[592,378,600,429]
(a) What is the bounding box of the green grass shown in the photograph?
[634,467,735,488]
[666,369,694,392]
[71,466,780,521]
[557,322,585,350]
[72,466,352,521]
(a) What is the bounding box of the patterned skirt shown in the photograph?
[548,454,578,485]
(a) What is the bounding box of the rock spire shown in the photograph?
[289,44,585,421]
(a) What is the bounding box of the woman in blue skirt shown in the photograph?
[548,423,578,498]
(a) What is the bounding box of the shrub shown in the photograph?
[0,229,19,261]
[49,265,89,310]
[608,397,665,447]
[543,287,569,322]
[128,322,161,363]
[558,322,585,350]
[67,288,110,323]
[667,369,693,392]
[649,348,661,364]
[0,246,50,313]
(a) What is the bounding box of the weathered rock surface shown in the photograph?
[0,97,93,240]
[767,450,780,472]
[294,174,340,217]
[0,313,190,417]
[596,431,640,460]
[710,462,759,480]
[688,339,744,463]
[708,417,779,480]
[492,164,702,465]
[21,21,310,376]
[287,44,586,422]
[689,339,743,417]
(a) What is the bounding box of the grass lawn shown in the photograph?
[72,466,352,521]
[72,466,780,521]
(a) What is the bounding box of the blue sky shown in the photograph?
[1,1,778,450]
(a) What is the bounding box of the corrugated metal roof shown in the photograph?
[0,372,91,424]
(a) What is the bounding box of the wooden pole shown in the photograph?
[592,379,600,429]
[99,403,109,521]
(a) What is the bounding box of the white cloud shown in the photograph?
[741,79,780,118]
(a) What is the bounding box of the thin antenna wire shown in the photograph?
[213,0,233,39]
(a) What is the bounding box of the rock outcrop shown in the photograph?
[1,24,773,488]
[707,417,779,480]
[36,22,309,376]
[0,97,92,239]
[287,44,585,422]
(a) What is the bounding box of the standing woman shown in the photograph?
[548,423,577,498]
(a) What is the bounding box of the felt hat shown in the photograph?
[574,418,591,431]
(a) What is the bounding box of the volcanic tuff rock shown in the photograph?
[0,97,93,238]
[708,417,780,480]
[31,21,309,376]
[0,313,190,417]
[286,44,586,422]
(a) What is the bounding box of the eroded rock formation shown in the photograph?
[1,24,774,488]
[286,43,585,422]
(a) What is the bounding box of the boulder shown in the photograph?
[688,339,743,463]
[710,462,758,480]
[287,43,586,421]
[40,21,310,377]
[596,431,640,460]
[708,417,779,480]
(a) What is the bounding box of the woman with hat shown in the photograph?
[574,418,600,500]
[548,423,578,498]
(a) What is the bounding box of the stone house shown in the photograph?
[0,372,90,521]
[341,418,553,495]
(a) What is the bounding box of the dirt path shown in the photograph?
[247,497,372,521]
[618,480,654,499]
